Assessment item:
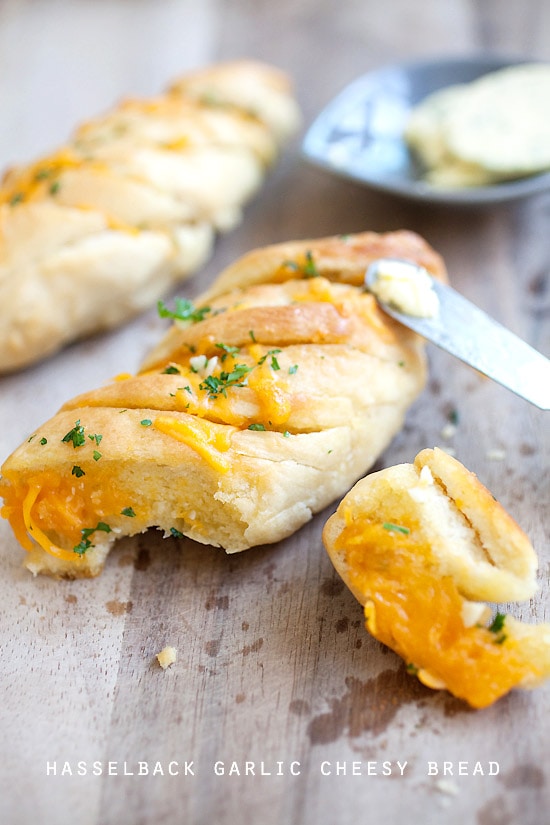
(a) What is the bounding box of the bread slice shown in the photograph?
[0,230,444,578]
[323,448,550,708]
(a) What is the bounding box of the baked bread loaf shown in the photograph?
[323,447,550,708]
[0,230,444,578]
[0,60,300,373]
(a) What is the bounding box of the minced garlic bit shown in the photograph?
[369,259,440,318]
[156,646,177,670]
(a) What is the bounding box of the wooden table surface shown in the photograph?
[0,2,549,824]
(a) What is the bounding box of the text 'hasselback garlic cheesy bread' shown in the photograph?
[323,447,550,708]
[0,230,445,578]
[0,60,300,372]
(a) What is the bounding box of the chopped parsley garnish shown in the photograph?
[257,348,282,366]
[71,465,85,478]
[92,451,102,461]
[121,507,136,518]
[406,663,419,675]
[140,419,152,427]
[302,250,320,278]
[283,431,290,438]
[170,527,185,539]
[162,365,180,374]
[88,433,103,446]
[248,423,266,431]
[9,192,24,206]
[199,363,252,397]
[216,343,240,361]
[49,181,60,196]
[35,168,53,181]
[489,613,506,634]
[288,364,298,375]
[249,329,256,342]
[62,420,86,448]
[40,437,48,445]
[157,298,211,324]
[382,522,410,535]
[73,522,112,555]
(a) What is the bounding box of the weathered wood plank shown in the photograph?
[0,2,548,824]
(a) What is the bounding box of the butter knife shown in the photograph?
[365,258,550,410]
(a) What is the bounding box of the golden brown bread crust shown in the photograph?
[0,230,443,578]
[323,448,550,707]
[0,60,300,373]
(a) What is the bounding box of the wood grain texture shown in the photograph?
[0,2,548,824]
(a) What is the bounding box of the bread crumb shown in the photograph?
[156,646,177,669]
[486,448,506,461]
[440,423,457,440]
[434,779,459,796]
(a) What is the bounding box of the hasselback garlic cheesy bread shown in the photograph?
[0,60,300,372]
[0,230,445,578]
[323,448,550,708]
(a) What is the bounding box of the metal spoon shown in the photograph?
[365,258,550,410]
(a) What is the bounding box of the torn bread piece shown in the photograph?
[323,447,550,709]
[0,230,445,578]
[0,60,300,373]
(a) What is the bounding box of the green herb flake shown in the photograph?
[283,431,290,438]
[406,663,419,675]
[28,434,36,443]
[216,343,240,361]
[49,181,60,196]
[9,192,24,207]
[170,527,185,539]
[140,419,152,427]
[249,329,256,343]
[199,363,252,398]
[302,250,320,278]
[92,451,102,462]
[71,465,85,478]
[40,437,48,445]
[73,521,112,555]
[270,355,281,371]
[35,168,53,181]
[121,507,136,518]
[289,364,298,375]
[489,613,506,635]
[382,522,410,535]
[257,348,282,366]
[162,365,180,374]
[157,298,211,324]
[248,423,266,431]
[62,420,86,448]
[88,433,103,446]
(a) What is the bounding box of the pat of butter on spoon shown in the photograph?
[365,258,550,410]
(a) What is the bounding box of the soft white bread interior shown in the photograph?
[0,230,444,578]
[0,60,300,373]
[323,447,550,708]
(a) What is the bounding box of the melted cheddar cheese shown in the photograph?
[154,416,233,473]
[336,511,544,708]
[0,470,123,562]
